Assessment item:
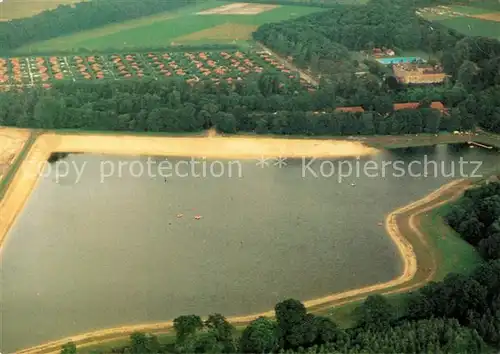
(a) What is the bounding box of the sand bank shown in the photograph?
[46,132,380,159]
[0,127,30,181]
[14,176,470,354]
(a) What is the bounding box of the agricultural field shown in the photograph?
[0,50,307,90]
[14,1,327,54]
[417,5,500,39]
[0,0,85,21]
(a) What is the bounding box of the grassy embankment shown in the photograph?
[0,132,36,200]
[363,131,500,149]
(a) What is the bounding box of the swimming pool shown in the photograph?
[376,56,424,64]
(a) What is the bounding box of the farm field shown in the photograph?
[417,5,500,38]
[0,0,85,21]
[438,17,500,38]
[14,1,326,54]
[0,50,306,90]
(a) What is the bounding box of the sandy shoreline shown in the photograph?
[0,128,30,181]
[13,175,470,354]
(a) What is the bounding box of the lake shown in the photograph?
[1,143,498,352]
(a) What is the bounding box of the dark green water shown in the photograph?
[0,144,498,352]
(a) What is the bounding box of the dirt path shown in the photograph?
[256,42,319,87]
[13,173,471,354]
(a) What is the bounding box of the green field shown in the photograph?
[438,16,500,38]
[14,1,326,54]
[418,203,483,280]
[418,4,500,39]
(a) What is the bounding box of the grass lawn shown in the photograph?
[0,0,86,20]
[14,1,325,54]
[399,49,436,60]
[77,333,176,354]
[436,17,500,38]
[419,203,483,280]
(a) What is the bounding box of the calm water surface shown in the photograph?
[1,144,498,352]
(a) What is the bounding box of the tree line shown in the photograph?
[0,0,196,54]
[0,76,476,136]
[446,181,500,261]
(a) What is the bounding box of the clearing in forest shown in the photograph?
[173,23,259,42]
[437,16,500,38]
[417,5,500,39]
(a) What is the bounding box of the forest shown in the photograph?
[446,181,500,261]
[0,76,474,136]
[0,0,195,53]
[252,0,462,72]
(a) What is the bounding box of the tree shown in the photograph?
[60,342,76,354]
[129,332,160,354]
[275,298,307,333]
[372,95,393,115]
[457,60,479,90]
[174,315,204,343]
[355,294,394,329]
[129,332,148,354]
[213,112,237,134]
[479,233,500,260]
[457,217,485,245]
[275,299,308,349]
[205,313,235,352]
[312,316,342,345]
[240,317,279,353]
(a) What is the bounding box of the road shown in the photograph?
[256,42,319,87]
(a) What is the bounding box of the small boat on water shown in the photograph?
[176,213,184,218]
[194,215,203,220]
[350,182,356,186]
